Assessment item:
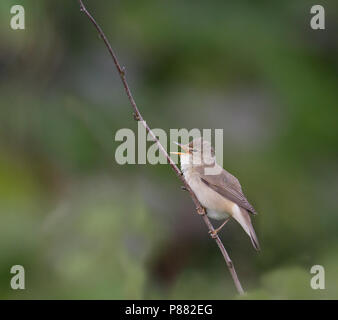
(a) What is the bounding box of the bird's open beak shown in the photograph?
[170,142,189,155]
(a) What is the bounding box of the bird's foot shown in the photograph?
[196,207,205,215]
[209,218,230,239]
[209,229,218,239]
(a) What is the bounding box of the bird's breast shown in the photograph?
[183,168,235,220]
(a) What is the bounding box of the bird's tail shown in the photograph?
[232,206,260,251]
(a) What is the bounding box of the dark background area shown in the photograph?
[0,0,337,299]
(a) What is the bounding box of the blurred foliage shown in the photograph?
[0,0,337,299]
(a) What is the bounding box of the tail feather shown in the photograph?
[232,205,260,251]
[248,223,260,251]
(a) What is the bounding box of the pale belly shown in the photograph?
[206,208,229,221]
[184,169,234,221]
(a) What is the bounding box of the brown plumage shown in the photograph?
[173,138,260,251]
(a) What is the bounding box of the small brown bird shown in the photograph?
[171,138,260,251]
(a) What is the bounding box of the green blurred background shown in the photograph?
[0,0,337,299]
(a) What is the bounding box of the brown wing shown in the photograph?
[196,166,257,214]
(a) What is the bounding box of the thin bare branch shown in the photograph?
[78,0,244,295]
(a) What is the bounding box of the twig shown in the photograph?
[78,0,244,295]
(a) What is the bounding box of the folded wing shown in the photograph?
[197,166,257,215]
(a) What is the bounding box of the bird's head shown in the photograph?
[171,137,215,170]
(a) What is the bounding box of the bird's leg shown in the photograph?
[209,217,230,238]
